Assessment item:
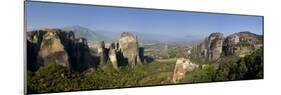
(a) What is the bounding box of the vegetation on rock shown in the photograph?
[27,30,263,94]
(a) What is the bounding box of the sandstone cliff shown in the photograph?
[118,32,143,66]
[27,30,145,72]
[191,32,262,61]
[108,43,119,69]
[191,32,224,60]
[223,32,263,57]
[27,29,96,72]
[97,41,108,67]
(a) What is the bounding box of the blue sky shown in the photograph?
[26,2,263,40]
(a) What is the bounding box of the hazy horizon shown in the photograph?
[26,2,263,42]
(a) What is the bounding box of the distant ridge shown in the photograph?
[61,25,108,42]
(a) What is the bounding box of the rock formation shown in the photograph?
[172,57,198,83]
[97,41,108,66]
[207,33,224,60]
[27,30,145,72]
[38,31,70,68]
[27,29,96,72]
[190,32,224,60]
[118,32,142,66]
[27,30,45,71]
[93,32,144,69]
[72,38,95,71]
[223,32,262,57]
[191,32,262,61]
[108,43,118,70]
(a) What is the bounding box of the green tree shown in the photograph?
[214,48,263,81]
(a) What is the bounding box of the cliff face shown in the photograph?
[27,30,145,71]
[118,32,143,66]
[223,32,263,57]
[37,30,70,68]
[97,41,108,67]
[108,43,119,69]
[207,33,224,60]
[191,32,263,61]
[191,33,224,60]
[27,29,96,72]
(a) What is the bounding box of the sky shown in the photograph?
[26,1,263,41]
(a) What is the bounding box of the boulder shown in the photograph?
[172,57,198,83]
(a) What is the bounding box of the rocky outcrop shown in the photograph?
[191,32,224,60]
[191,32,263,61]
[38,31,69,68]
[97,41,108,66]
[207,33,224,60]
[108,43,118,70]
[72,38,95,71]
[27,30,145,72]
[92,32,144,69]
[27,30,45,71]
[118,32,142,66]
[223,32,262,57]
[172,57,199,83]
[27,29,96,72]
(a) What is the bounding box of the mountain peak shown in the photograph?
[61,25,108,42]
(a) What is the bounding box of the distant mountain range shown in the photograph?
[61,25,203,45]
[61,25,112,42]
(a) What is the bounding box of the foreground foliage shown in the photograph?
[215,48,263,81]
[27,59,176,93]
[27,48,263,93]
